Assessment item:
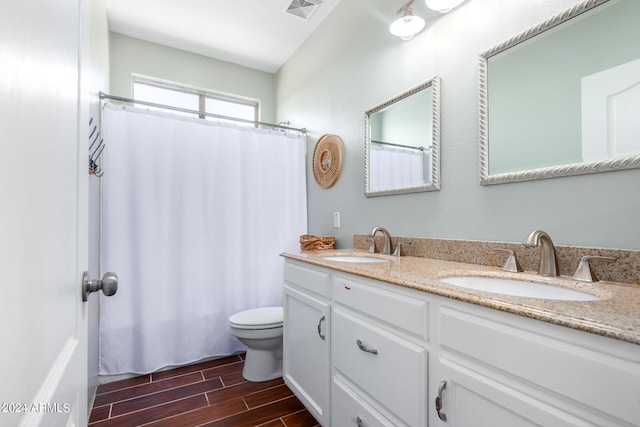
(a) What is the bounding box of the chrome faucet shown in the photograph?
[368,226,392,255]
[522,229,558,277]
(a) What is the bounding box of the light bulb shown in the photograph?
[425,0,464,13]
[389,14,426,40]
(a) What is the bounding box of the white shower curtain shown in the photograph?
[369,144,426,191]
[99,104,307,375]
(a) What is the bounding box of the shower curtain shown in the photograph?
[369,144,426,191]
[99,104,307,375]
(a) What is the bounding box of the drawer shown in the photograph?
[332,308,427,427]
[439,304,640,426]
[284,261,330,298]
[333,275,429,339]
[332,377,394,427]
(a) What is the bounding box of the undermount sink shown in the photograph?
[439,276,600,301]
[322,255,389,264]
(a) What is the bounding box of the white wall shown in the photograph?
[109,33,278,124]
[276,0,640,250]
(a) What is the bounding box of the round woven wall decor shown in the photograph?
[312,134,343,188]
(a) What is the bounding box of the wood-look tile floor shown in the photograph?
[89,354,320,427]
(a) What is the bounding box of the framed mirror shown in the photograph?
[479,0,640,185]
[365,77,440,197]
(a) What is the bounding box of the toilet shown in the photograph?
[228,306,284,382]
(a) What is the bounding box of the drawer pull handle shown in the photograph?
[317,315,326,340]
[356,339,378,355]
[356,415,363,426]
[435,380,447,421]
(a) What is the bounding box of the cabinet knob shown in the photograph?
[435,381,447,421]
[356,415,363,426]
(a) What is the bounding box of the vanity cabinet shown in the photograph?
[283,261,331,426]
[435,301,640,427]
[282,258,640,427]
[331,274,429,427]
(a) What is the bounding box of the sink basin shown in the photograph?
[439,276,600,301]
[322,255,389,264]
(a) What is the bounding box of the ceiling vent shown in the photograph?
[284,0,322,20]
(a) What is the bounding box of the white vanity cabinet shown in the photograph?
[331,274,430,427]
[282,258,640,427]
[283,261,332,426]
[434,301,640,427]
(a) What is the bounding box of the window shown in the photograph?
[132,78,259,127]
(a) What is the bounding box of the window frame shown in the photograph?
[131,74,260,124]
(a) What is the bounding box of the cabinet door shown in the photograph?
[436,358,595,427]
[332,308,427,427]
[283,284,331,426]
[439,303,640,426]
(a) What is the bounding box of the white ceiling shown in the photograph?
[106,0,344,73]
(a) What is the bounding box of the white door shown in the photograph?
[1,0,89,426]
[581,58,640,162]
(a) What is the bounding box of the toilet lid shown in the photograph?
[229,306,283,329]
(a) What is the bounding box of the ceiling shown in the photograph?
[105,0,344,74]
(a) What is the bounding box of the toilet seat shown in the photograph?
[229,306,283,330]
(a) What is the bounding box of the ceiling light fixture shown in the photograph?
[425,0,464,13]
[389,0,425,41]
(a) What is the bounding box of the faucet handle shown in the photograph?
[392,241,411,257]
[493,248,523,273]
[367,236,376,253]
[572,256,616,283]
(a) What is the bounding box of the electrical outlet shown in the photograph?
[333,212,341,228]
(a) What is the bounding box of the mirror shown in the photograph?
[479,0,640,185]
[365,77,440,197]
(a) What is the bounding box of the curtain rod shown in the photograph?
[371,140,428,151]
[99,92,307,134]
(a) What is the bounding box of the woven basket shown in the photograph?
[300,234,335,251]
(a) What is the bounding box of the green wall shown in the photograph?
[276,0,640,250]
[107,0,640,250]
[109,32,277,124]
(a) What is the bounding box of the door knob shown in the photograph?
[82,271,118,301]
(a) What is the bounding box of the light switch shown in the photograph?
[333,212,341,228]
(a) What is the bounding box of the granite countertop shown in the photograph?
[282,249,640,346]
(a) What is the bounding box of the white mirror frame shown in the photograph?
[479,0,640,185]
[365,76,441,197]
